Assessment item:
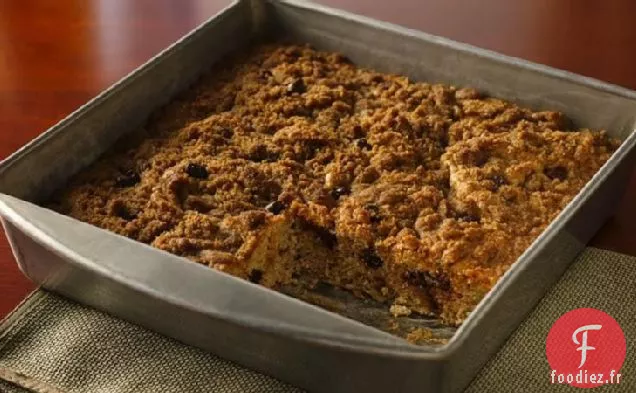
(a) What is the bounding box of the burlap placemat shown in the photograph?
[0,247,633,392]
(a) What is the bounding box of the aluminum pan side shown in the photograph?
[0,215,447,393]
[0,194,418,351]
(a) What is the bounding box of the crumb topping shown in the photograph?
[51,44,619,325]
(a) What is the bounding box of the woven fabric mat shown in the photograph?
[0,247,633,393]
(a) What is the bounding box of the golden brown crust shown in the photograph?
[51,44,620,325]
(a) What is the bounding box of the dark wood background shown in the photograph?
[1,0,635,318]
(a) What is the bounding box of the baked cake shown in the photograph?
[50,44,619,325]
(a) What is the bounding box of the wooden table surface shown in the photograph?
[1,0,635,318]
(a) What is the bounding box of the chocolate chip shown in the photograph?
[366,204,382,223]
[355,138,371,150]
[112,202,137,221]
[330,187,350,200]
[115,170,140,188]
[544,166,568,181]
[352,125,365,139]
[457,213,480,223]
[259,70,272,80]
[362,249,383,269]
[265,200,285,215]
[287,79,306,94]
[220,128,233,139]
[248,269,263,284]
[185,163,208,179]
[489,175,508,191]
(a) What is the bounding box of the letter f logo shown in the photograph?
[572,324,602,368]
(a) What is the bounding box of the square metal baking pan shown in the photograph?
[1,0,635,392]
